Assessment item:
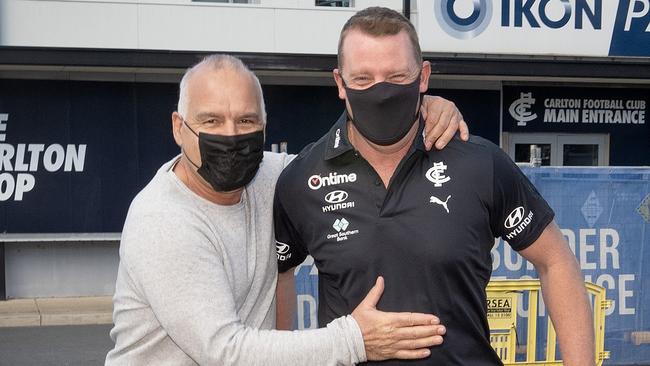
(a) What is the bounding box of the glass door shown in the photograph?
[557,134,609,166]
[504,133,609,166]
[506,133,558,166]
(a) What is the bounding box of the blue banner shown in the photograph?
[294,167,650,365]
[0,79,180,233]
[610,0,650,57]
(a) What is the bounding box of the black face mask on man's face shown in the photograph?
[183,120,264,192]
[344,76,422,146]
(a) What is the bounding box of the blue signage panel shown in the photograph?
[294,167,650,365]
[503,86,649,133]
[610,0,650,57]
[502,85,650,166]
[0,79,179,233]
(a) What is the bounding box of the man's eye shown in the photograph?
[240,119,256,124]
[203,119,217,125]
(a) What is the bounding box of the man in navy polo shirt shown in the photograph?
[274,7,594,366]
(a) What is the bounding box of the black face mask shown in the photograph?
[345,77,422,146]
[183,121,264,192]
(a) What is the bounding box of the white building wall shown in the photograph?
[0,0,402,53]
[5,241,119,298]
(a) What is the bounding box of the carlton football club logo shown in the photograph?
[509,92,538,126]
[425,161,451,187]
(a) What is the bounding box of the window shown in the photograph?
[503,133,610,166]
[316,0,353,7]
[192,0,253,3]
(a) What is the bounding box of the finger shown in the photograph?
[433,113,459,150]
[420,101,428,121]
[392,348,432,360]
[420,95,439,122]
[459,119,469,141]
[394,335,445,350]
[392,312,439,327]
[393,324,446,339]
[422,98,443,128]
[359,276,384,308]
[424,108,453,151]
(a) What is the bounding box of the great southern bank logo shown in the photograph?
[436,0,493,39]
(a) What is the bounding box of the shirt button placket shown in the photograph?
[373,178,383,209]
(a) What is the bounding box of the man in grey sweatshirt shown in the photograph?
[106,54,465,365]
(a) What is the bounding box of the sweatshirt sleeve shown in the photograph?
[120,211,366,366]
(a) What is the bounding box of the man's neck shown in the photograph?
[347,120,419,188]
[173,158,243,206]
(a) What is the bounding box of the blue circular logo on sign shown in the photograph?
[436,0,492,39]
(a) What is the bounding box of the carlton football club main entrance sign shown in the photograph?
[418,0,650,57]
[502,85,648,131]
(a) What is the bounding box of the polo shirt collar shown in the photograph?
[413,114,427,153]
[324,110,426,161]
[324,111,354,161]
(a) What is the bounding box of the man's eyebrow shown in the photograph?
[239,112,261,120]
[194,112,224,121]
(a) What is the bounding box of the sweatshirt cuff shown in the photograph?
[342,315,367,363]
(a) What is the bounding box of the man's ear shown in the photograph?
[419,61,432,93]
[171,112,184,147]
[333,69,347,100]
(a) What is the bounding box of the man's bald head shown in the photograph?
[177,54,266,124]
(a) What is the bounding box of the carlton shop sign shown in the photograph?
[418,0,650,57]
[0,114,87,201]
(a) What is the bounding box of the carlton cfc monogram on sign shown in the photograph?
[509,92,537,126]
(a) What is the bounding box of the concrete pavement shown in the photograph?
[0,297,112,327]
[0,324,113,365]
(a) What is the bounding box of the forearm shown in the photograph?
[539,257,595,366]
[276,270,297,330]
[126,235,365,365]
[217,315,366,366]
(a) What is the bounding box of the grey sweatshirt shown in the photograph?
[105,153,366,365]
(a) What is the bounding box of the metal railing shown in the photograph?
[487,279,611,365]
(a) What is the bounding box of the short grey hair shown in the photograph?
[177,54,266,124]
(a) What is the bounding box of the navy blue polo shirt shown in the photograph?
[274,112,554,365]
